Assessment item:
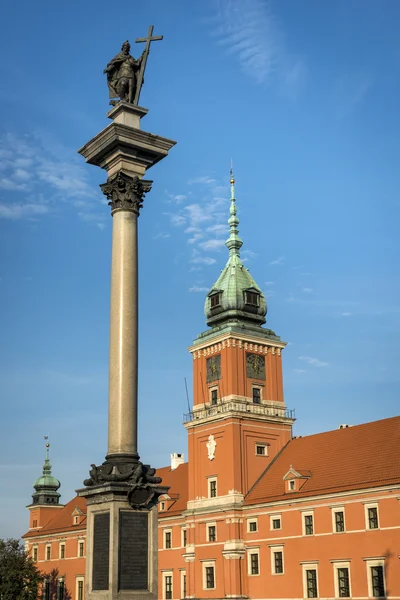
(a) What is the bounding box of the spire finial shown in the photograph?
[43,435,51,474]
[226,162,243,256]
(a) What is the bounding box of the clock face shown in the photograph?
[206,355,221,383]
[246,353,266,380]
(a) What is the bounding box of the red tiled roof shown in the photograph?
[245,416,400,505]
[23,496,87,539]
[157,462,188,518]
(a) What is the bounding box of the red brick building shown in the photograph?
[23,174,400,599]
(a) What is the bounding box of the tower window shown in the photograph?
[205,566,215,589]
[252,387,261,404]
[210,388,218,405]
[32,519,37,528]
[245,291,259,306]
[210,293,221,308]
[209,478,217,498]
[255,444,266,455]
[207,524,216,542]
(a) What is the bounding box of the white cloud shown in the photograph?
[207,223,227,234]
[298,356,329,368]
[189,285,209,293]
[0,178,29,191]
[270,256,285,266]
[294,368,306,374]
[190,256,217,266]
[241,249,258,262]
[166,192,187,203]
[0,202,49,220]
[341,312,353,317]
[168,214,186,227]
[212,0,308,91]
[265,281,275,286]
[153,232,170,240]
[302,287,313,294]
[184,203,213,226]
[199,239,226,251]
[188,176,217,185]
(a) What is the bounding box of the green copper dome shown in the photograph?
[31,442,61,505]
[204,170,267,328]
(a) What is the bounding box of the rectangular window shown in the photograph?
[46,545,51,560]
[272,518,281,530]
[33,547,38,562]
[79,541,84,557]
[245,291,259,306]
[289,480,295,490]
[210,293,221,308]
[371,566,385,597]
[306,569,318,598]
[182,528,187,547]
[368,507,379,529]
[58,580,65,600]
[211,389,218,405]
[77,580,84,600]
[250,553,259,575]
[256,444,266,455]
[248,520,257,532]
[32,519,37,528]
[164,531,172,549]
[274,551,283,574]
[60,543,65,559]
[165,575,172,600]
[208,525,216,542]
[337,567,350,597]
[335,511,345,532]
[209,479,217,498]
[205,566,215,589]
[43,579,50,600]
[304,514,314,535]
[252,387,261,404]
[181,572,186,599]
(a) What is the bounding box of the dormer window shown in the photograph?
[245,291,259,306]
[210,293,221,308]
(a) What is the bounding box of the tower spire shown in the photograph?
[226,165,243,257]
[31,437,61,505]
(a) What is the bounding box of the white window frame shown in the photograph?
[59,542,66,559]
[208,477,217,498]
[32,545,38,562]
[207,522,217,542]
[255,443,268,456]
[332,561,351,598]
[163,529,172,549]
[76,577,85,600]
[74,515,79,525]
[365,558,386,598]
[302,511,314,536]
[160,501,165,511]
[288,479,296,491]
[181,527,187,548]
[247,518,258,533]
[247,548,260,576]
[209,386,218,405]
[301,562,319,599]
[78,540,84,557]
[270,514,282,530]
[180,570,186,599]
[331,506,346,533]
[364,503,379,530]
[202,561,216,590]
[270,544,284,575]
[45,544,51,561]
[162,570,173,600]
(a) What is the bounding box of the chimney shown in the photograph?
[170,453,184,470]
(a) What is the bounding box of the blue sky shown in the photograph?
[0,0,399,539]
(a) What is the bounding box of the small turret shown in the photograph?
[31,439,61,505]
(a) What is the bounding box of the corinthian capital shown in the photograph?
[100,172,153,215]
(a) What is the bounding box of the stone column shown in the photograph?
[77,102,175,600]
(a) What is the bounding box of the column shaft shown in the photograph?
[107,210,138,457]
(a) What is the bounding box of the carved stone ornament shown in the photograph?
[206,434,216,461]
[246,352,266,380]
[100,172,152,215]
[206,355,221,383]
[83,459,168,510]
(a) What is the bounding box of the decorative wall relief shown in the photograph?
[206,435,216,461]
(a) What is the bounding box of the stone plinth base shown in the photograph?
[77,483,158,600]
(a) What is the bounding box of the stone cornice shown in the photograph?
[188,333,286,359]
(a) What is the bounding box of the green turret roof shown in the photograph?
[31,441,61,505]
[196,169,280,345]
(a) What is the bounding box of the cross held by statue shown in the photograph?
[134,25,163,105]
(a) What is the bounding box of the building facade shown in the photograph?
[23,173,400,599]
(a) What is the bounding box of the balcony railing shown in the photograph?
[183,402,295,424]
